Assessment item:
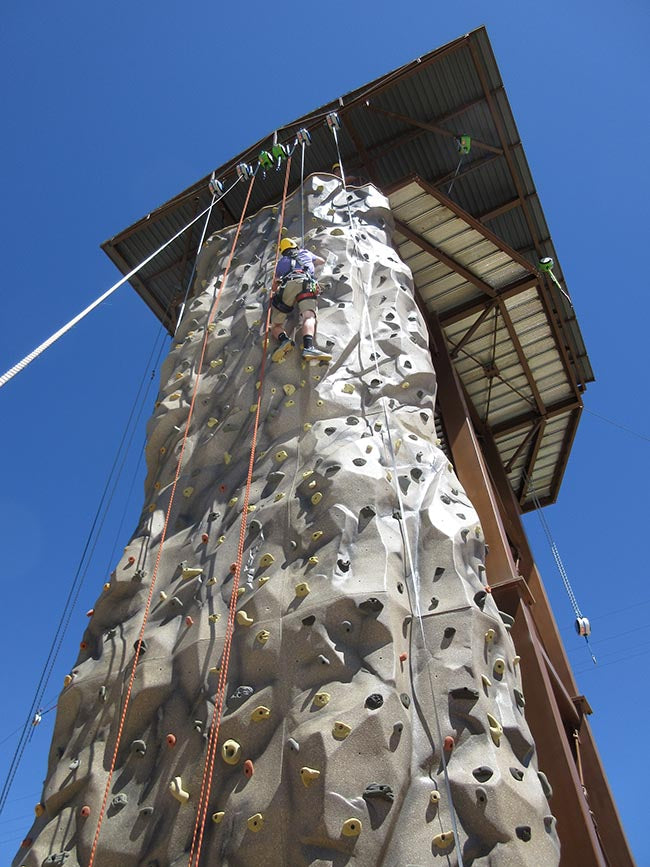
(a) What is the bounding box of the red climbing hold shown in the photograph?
[485,585,492,594]
[128,556,136,565]
[202,533,209,543]
[219,484,226,493]
[166,734,177,747]
[230,563,237,574]
[80,641,88,650]
[86,609,94,617]
[80,805,91,818]
[444,736,455,751]
[244,759,254,778]
[21,837,32,848]
[399,652,408,663]
[186,616,194,627]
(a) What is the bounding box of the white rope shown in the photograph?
[175,190,220,335]
[330,128,464,863]
[300,141,306,247]
[0,178,241,390]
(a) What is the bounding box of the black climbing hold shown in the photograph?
[544,816,556,833]
[440,494,451,504]
[394,721,404,733]
[230,685,254,704]
[460,528,470,542]
[476,787,487,806]
[396,582,404,594]
[302,615,316,626]
[365,693,384,710]
[400,693,411,708]
[474,590,487,610]
[325,427,336,435]
[411,468,423,481]
[513,688,526,708]
[342,620,353,632]
[134,638,147,654]
[363,783,394,803]
[538,771,553,799]
[434,567,445,580]
[443,627,456,639]
[337,559,350,572]
[456,513,466,520]
[392,508,402,520]
[472,766,493,783]
[134,569,146,581]
[207,512,219,521]
[499,610,515,628]
[510,767,524,781]
[171,596,183,608]
[325,464,341,476]
[353,458,366,466]
[359,598,384,614]
[430,597,439,609]
[516,826,532,842]
[360,506,376,519]
[450,687,479,701]
[346,416,359,425]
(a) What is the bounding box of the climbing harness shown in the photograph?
[0,177,240,391]
[187,157,293,867]
[86,174,259,867]
[328,120,465,864]
[524,470,595,664]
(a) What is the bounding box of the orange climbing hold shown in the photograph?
[399,652,408,662]
[128,556,135,565]
[166,734,177,747]
[81,805,91,818]
[202,533,209,543]
[186,616,194,627]
[86,609,94,617]
[444,736,455,751]
[243,759,254,778]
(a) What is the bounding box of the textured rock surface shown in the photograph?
[14,175,559,866]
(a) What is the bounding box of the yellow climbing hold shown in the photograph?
[341,818,362,837]
[487,713,503,746]
[159,446,166,455]
[433,831,455,850]
[209,614,220,623]
[34,803,45,817]
[295,582,310,597]
[212,811,225,824]
[513,655,521,666]
[181,565,203,580]
[183,487,194,498]
[207,322,216,333]
[300,767,321,787]
[224,452,232,464]
[210,360,218,368]
[342,383,355,394]
[63,674,73,687]
[285,399,295,407]
[169,777,190,803]
[303,423,312,431]
[247,504,256,512]
[260,553,275,568]
[316,399,324,407]
[228,496,238,507]
[247,813,264,832]
[256,630,270,645]
[245,365,254,373]
[159,591,168,601]
[311,492,322,505]
[222,740,242,765]
[430,790,441,804]
[258,575,270,586]
[308,556,319,565]
[207,417,218,428]
[250,404,257,413]
[485,628,496,643]
[175,372,184,380]
[274,492,285,501]
[236,587,246,597]
[493,658,506,676]
[313,692,330,708]
[236,611,254,627]
[251,706,271,722]
[401,381,410,389]
[332,721,351,740]
[218,535,226,544]
[312,530,323,541]
[169,392,181,400]
[283,384,296,396]
[275,450,288,462]
[481,674,492,689]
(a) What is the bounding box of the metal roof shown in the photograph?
[101,26,592,508]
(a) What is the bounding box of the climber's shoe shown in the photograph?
[302,346,332,363]
[272,337,295,363]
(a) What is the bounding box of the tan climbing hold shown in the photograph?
[236,611,254,627]
[274,492,285,501]
[222,739,242,765]
[245,365,254,373]
[224,452,232,465]
[481,674,492,689]
[308,480,316,488]
[183,487,194,498]
[493,658,506,675]
[251,706,271,722]
[317,399,324,407]
[209,614,220,623]
[430,790,441,804]
[285,399,295,407]
[513,655,521,666]
[341,818,362,837]
[275,450,288,462]
[283,384,296,395]
[433,830,455,850]
[175,372,184,380]
[63,674,73,687]
[169,392,181,400]
[256,630,270,645]
[236,587,246,597]
[228,496,238,506]
[485,628,496,643]
[332,721,351,740]
[308,556,319,565]
[401,381,410,389]
[300,767,321,787]
[181,565,203,580]
[212,811,225,824]
[207,417,218,427]
[342,383,355,394]
[330,228,345,236]
[312,530,323,541]
[207,322,216,332]
[487,713,503,746]
[295,582,310,597]
[313,692,330,708]
[260,553,275,567]
[159,591,168,601]
[169,776,190,803]
[311,492,322,505]
[247,813,264,832]
[34,803,45,817]
[258,575,270,586]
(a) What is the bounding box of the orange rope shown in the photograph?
[86,173,257,867]
[188,156,292,867]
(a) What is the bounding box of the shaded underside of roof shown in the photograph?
[101,26,592,510]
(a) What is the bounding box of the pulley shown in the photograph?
[271,143,289,169]
[539,256,555,273]
[456,134,471,154]
[208,174,224,196]
[236,162,254,181]
[325,111,341,131]
[296,127,312,146]
[575,616,591,637]
[258,151,273,171]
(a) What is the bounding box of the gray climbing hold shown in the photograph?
[499,610,515,628]
[400,693,411,708]
[510,767,524,781]
[112,793,128,808]
[538,771,553,799]
[472,766,493,783]
[359,597,383,614]
[131,740,147,755]
[140,806,154,816]
[44,855,69,866]
[474,590,487,609]
[434,567,445,580]
[302,615,316,626]
[430,597,439,609]
[396,582,404,594]
[363,783,394,803]
[394,721,404,734]
[476,787,487,806]
[513,688,526,708]
[365,694,383,710]
[229,685,254,705]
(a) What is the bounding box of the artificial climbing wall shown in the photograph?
[15,176,559,867]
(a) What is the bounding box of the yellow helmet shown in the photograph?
[280,238,298,253]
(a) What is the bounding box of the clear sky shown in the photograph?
[0,0,648,862]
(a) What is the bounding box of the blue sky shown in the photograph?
[0,0,648,862]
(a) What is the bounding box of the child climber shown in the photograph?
[270,238,332,363]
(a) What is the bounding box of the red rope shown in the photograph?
[188,156,292,867]
[86,173,257,867]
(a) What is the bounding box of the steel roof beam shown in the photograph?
[489,396,582,437]
[438,274,539,326]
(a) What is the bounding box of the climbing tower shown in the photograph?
[12,27,633,867]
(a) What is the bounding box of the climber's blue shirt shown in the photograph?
[275,249,317,279]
